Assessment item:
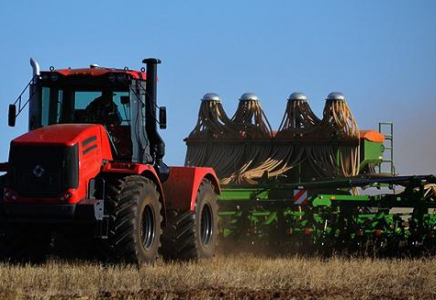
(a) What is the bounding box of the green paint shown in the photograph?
[217,174,436,254]
[360,140,384,170]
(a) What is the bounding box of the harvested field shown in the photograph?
[0,254,434,299]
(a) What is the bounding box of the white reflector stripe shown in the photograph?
[293,189,308,205]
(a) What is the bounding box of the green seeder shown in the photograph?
[218,175,436,256]
[185,92,436,256]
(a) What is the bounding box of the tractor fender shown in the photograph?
[162,166,220,211]
[101,162,167,222]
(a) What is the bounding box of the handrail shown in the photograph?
[12,75,39,118]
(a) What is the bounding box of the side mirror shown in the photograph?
[159,106,167,129]
[8,104,16,127]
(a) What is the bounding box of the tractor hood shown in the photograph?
[7,123,113,204]
[12,124,108,147]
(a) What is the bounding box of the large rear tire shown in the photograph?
[101,175,162,265]
[161,179,218,260]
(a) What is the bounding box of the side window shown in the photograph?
[112,92,130,125]
[57,90,63,122]
[41,87,63,126]
[41,87,50,126]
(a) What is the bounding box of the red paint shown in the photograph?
[103,162,159,176]
[52,68,146,80]
[162,166,220,211]
[9,124,112,204]
[293,190,305,200]
[12,124,111,150]
[7,125,217,219]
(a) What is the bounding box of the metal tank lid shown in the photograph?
[326,92,346,101]
[201,93,222,102]
[239,92,259,101]
[288,92,308,101]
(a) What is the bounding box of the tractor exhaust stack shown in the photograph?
[142,58,169,182]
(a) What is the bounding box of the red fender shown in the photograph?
[162,166,220,211]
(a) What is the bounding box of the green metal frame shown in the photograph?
[218,175,436,255]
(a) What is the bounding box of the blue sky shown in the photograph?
[0,1,435,174]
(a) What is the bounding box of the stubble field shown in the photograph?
[0,254,435,300]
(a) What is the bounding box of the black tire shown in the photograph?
[0,225,51,264]
[161,179,219,260]
[101,175,162,265]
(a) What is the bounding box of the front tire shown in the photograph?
[102,175,162,265]
[161,179,219,260]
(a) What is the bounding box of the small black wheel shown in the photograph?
[101,175,162,265]
[161,179,219,260]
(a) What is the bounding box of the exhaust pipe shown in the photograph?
[28,58,41,130]
[30,58,40,76]
[142,58,169,182]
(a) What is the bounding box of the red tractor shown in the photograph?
[0,58,220,264]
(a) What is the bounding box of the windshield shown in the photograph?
[40,87,130,127]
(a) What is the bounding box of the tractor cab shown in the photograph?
[9,59,168,180]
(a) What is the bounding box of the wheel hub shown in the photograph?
[141,204,155,250]
[200,204,213,246]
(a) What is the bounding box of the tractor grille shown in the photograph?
[8,144,79,197]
